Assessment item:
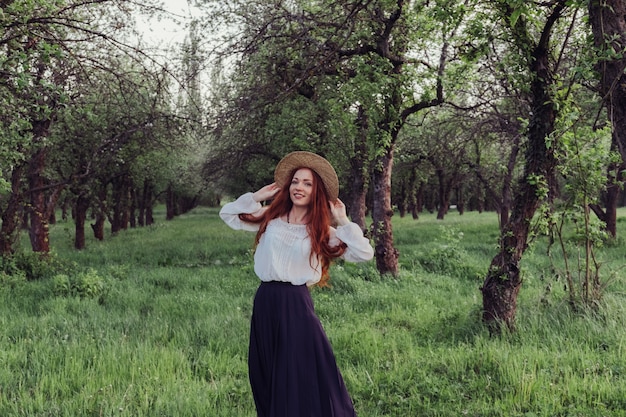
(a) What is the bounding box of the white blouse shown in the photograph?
[219,193,374,286]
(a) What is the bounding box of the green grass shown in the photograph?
[1,207,625,416]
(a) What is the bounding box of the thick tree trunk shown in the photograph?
[371,145,399,276]
[588,0,626,237]
[481,192,537,332]
[481,3,562,332]
[499,199,510,229]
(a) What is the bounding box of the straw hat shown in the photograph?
[274,151,339,201]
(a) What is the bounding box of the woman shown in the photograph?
[219,151,374,417]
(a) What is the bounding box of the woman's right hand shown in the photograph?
[252,183,281,202]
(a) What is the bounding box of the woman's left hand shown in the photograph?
[329,199,350,226]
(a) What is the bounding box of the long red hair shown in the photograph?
[240,168,346,286]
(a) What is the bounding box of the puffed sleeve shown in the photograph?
[330,223,374,262]
[219,192,264,232]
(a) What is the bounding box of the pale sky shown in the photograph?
[137,0,200,47]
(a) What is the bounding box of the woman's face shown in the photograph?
[289,168,315,208]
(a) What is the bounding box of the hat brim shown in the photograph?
[274,151,339,201]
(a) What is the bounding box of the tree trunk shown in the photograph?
[481,208,531,333]
[142,178,155,226]
[435,168,451,220]
[138,180,147,226]
[111,185,123,234]
[0,165,25,255]
[347,106,369,232]
[588,0,626,237]
[129,187,137,228]
[91,183,107,241]
[590,160,622,238]
[424,183,436,213]
[61,196,70,221]
[371,145,399,276]
[121,176,132,229]
[74,193,89,250]
[456,186,465,215]
[145,203,154,226]
[481,2,563,333]
[28,145,50,253]
[397,178,408,218]
[178,195,198,214]
[499,137,521,229]
[412,182,424,219]
[406,170,419,220]
[111,174,131,233]
[347,161,368,230]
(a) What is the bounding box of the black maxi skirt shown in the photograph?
[248,281,357,417]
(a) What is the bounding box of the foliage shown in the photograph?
[0,0,186,253]
[49,53,185,213]
[0,251,71,281]
[199,0,470,193]
[411,225,483,279]
[0,268,26,289]
[52,268,109,300]
[538,102,614,308]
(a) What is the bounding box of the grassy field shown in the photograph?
[1,206,625,416]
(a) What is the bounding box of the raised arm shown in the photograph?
[329,198,374,262]
[219,183,279,231]
[252,183,280,203]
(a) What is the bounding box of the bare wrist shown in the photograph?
[336,217,350,226]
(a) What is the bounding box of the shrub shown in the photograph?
[414,226,481,279]
[52,268,109,300]
[0,269,26,289]
[0,251,70,281]
[52,273,71,296]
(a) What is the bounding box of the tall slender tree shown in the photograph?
[480,0,572,332]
